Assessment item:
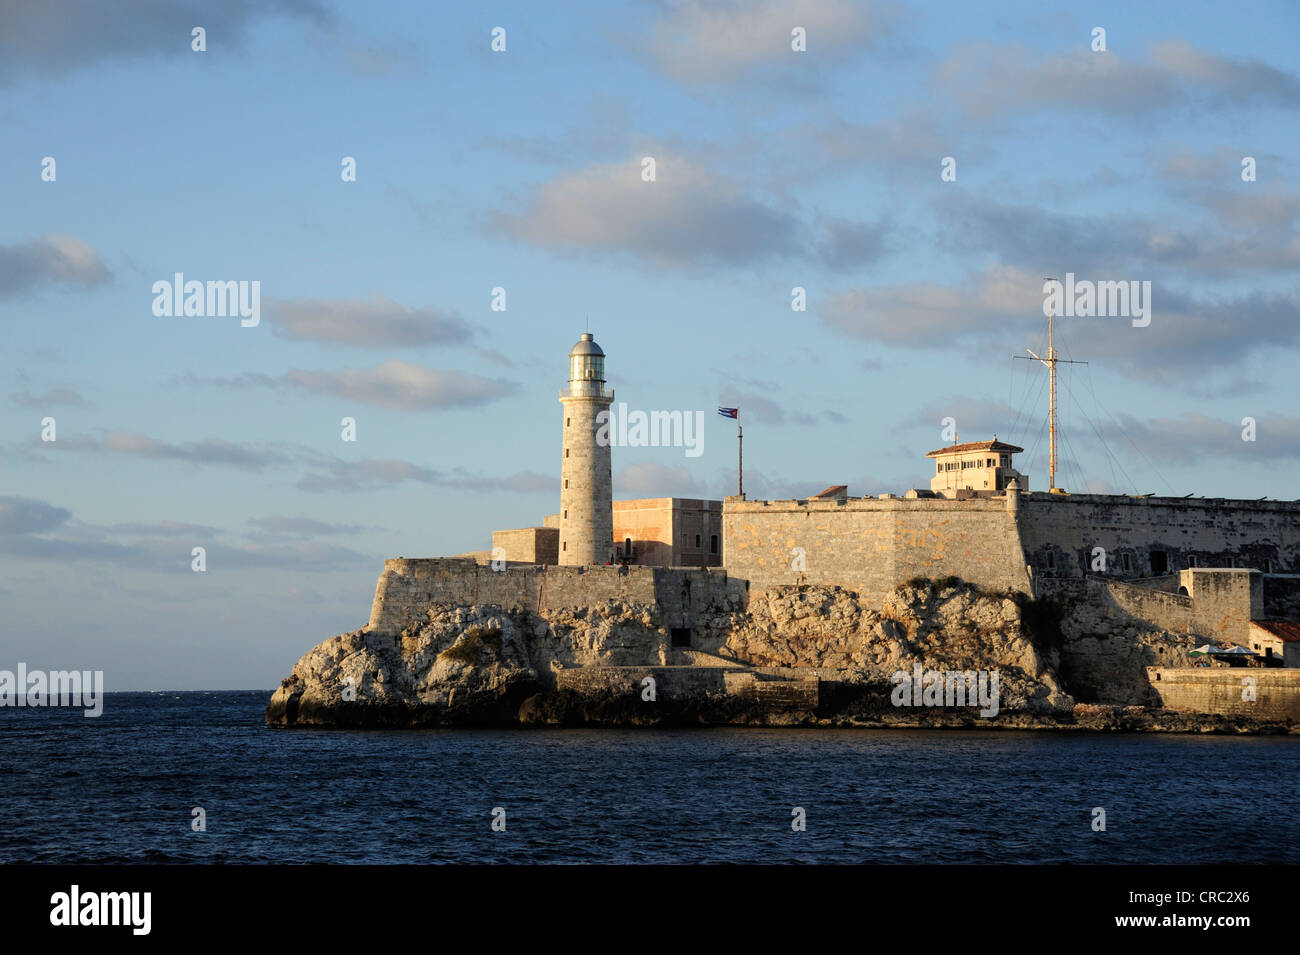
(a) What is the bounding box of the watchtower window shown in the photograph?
[565,448,569,458]
[624,537,632,557]
[670,627,691,648]
[1122,553,1132,572]
[710,534,718,554]
[695,534,701,547]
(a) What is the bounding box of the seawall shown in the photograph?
[1147,667,1300,720]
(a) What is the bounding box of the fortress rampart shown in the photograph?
[366,558,747,636]
[723,491,1300,598]
[720,490,1300,653]
[1069,571,1261,647]
[1018,493,1300,579]
[721,494,1033,598]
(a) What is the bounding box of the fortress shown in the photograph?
[270,332,1300,729]
[431,333,1300,653]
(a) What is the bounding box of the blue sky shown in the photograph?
[3,0,1298,689]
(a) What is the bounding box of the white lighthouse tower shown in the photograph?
[559,333,614,565]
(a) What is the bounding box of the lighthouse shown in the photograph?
[559,333,614,565]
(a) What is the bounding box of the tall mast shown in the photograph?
[1015,280,1086,493]
[1048,296,1058,489]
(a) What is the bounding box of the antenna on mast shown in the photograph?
[1014,278,1088,493]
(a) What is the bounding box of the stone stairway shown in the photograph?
[666,647,747,668]
[722,669,820,709]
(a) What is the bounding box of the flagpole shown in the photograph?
[738,423,743,498]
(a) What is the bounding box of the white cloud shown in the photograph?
[493,155,801,266]
[935,40,1300,120]
[644,0,879,84]
[266,292,473,347]
[284,360,517,411]
[0,234,110,296]
[616,462,703,497]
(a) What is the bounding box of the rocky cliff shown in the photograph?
[726,582,1062,702]
[266,576,1292,731]
[1052,595,1200,704]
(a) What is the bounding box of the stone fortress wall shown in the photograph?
[380,491,1300,644]
[1052,570,1264,648]
[721,488,1300,650]
[366,557,746,637]
[1017,493,1300,580]
[721,492,1033,599]
[724,490,1300,597]
[388,493,1300,651]
[1146,667,1300,719]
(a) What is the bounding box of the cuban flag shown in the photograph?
[717,407,739,419]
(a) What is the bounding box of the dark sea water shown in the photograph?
[1,691,1296,864]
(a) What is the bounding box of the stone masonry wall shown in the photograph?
[1088,570,1264,648]
[366,558,747,636]
[1179,569,1263,646]
[1018,494,1300,580]
[491,527,559,565]
[1092,578,1198,635]
[1147,667,1300,719]
[723,492,1300,611]
[722,495,1031,599]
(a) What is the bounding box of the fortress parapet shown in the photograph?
[722,493,1033,599]
[722,488,1300,599]
[366,559,746,638]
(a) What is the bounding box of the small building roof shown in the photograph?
[926,440,1024,458]
[810,485,848,499]
[1251,620,1300,642]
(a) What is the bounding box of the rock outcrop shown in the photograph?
[265,579,1292,733]
[719,582,1070,713]
[1047,593,1200,704]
